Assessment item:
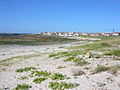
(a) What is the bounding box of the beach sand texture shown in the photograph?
[0,41,120,90]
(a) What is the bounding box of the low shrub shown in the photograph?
[73,58,88,66]
[94,65,110,73]
[112,50,120,57]
[49,51,69,58]
[48,81,79,90]
[101,43,111,47]
[31,71,51,77]
[73,57,83,62]
[13,84,32,90]
[18,76,28,80]
[94,54,102,58]
[33,77,47,84]
[68,42,111,50]
[104,50,120,57]
[64,56,75,62]
[16,67,37,73]
[104,52,113,56]
[49,50,84,59]
[50,73,66,80]
[109,65,120,75]
[49,53,59,57]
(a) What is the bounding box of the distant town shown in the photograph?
[37,32,120,36]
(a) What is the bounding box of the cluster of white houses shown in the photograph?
[38,32,120,36]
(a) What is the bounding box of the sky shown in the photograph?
[0,0,120,33]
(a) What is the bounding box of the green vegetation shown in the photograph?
[65,50,84,56]
[68,42,111,50]
[16,67,37,73]
[51,73,66,80]
[58,46,65,48]
[105,50,120,57]
[13,84,32,90]
[74,59,88,66]
[73,58,88,66]
[64,56,75,62]
[49,50,84,58]
[104,52,114,56]
[18,76,28,80]
[49,50,88,66]
[94,54,102,58]
[48,82,79,90]
[73,57,83,62]
[93,65,120,75]
[31,71,51,77]
[79,36,119,41]
[33,77,47,84]
[49,51,69,58]
[94,65,110,73]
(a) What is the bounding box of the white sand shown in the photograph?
[0,41,120,90]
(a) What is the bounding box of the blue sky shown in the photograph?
[0,0,120,33]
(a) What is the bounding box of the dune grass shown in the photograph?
[64,56,75,62]
[49,50,84,60]
[49,51,69,58]
[68,36,120,51]
[104,50,120,57]
[73,58,88,66]
[93,65,110,74]
[94,64,120,75]
[18,76,28,80]
[68,42,111,50]
[109,65,120,75]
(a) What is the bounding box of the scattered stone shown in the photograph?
[57,66,66,69]
[84,67,90,70]
[2,68,6,71]
[2,54,6,55]
[1,87,10,90]
[118,83,120,87]
[97,82,106,87]
[84,52,93,58]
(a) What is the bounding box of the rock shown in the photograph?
[84,52,93,58]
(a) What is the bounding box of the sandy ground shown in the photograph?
[0,41,120,90]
